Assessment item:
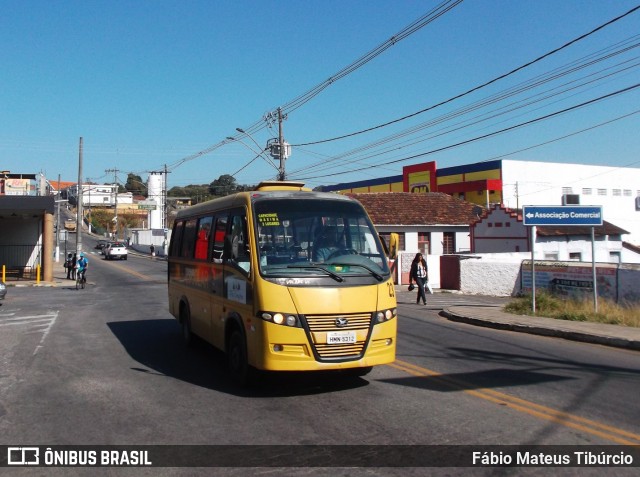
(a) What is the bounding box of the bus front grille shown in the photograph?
[304,313,372,360]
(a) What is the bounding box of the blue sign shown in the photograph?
[522,205,603,226]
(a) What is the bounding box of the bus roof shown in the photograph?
[174,183,358,220]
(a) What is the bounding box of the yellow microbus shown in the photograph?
[168,181,397,384]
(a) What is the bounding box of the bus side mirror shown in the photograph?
[379,234,390,257]
[389,233,399,259]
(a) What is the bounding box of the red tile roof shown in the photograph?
[345,192,484,226]
[537,221,629,237]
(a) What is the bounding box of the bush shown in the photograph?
[505,291,640,328]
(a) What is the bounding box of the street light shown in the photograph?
[227,131,279,173]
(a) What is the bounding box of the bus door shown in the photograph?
[221,210,254,348]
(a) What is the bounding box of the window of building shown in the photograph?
[613,189,621,197]
[562,187,573,194]
[623,189,632,196]
[544,253,558,260]
[569,252,582,261]
[495,222,503,227]
[443,232,455,254]
[505,222,511,227]
[610,251,621,263]
[418,232,431,255]
[582,188,592,195]
[597,189,607,196]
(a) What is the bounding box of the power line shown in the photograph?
[292,4,640,147]
[159,1,464,174]
[295,83,640,180]
[291,42,640,177]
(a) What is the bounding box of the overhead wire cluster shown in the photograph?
[285,6,640,185]
[290,28,640,180]
[155,3,640,189]
[157,0,465,179]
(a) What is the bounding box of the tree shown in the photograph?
[168,186,186,197]
[209,174,238,197]
[125,173,146,197]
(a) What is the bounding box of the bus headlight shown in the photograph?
[375,308,397,323]
[260,311,300,327]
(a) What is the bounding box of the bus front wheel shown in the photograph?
[227,329,253,386]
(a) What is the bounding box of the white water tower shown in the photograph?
[147,172,165,229]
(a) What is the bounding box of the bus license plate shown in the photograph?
[327,331,356,344]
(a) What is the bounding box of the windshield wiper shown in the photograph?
[286,265,344,282]
[328,262,384,281]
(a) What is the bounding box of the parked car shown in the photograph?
[103,242,128,260]
[0,280,6,300]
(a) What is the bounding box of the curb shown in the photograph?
[440,309,640,351]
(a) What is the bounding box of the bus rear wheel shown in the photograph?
[180,306,193,347]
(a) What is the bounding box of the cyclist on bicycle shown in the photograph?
[76,253,89,283]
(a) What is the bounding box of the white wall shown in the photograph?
[459,256,523,296]
[456,254,640,301]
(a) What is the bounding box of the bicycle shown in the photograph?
[76,269,87,290]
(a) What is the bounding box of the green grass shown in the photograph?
[504,291,640,328]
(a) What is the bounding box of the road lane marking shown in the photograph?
[390,359,640,445]
[33,311,58,356]
[98,258,165,283]
[0,312,58,356]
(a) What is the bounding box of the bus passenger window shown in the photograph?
[212,216,227,263]
[180,219,197,258]
[195,216,213,260]
[169,221,184,257]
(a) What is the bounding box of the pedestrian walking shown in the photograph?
[71,253,77,280]
[409,252,428,305]
[150,244,155,257]
[64,253,73,279]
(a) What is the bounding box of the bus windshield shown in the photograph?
[253,198,390,279]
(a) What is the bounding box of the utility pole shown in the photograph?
[55,174,61,262]
[163,164,168,230]
[105,168,120,238]
[277,107,286,181]
[76,138,84,256]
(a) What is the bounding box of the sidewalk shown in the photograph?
[396,286,640,351]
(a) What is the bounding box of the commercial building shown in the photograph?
[322,159,640,246]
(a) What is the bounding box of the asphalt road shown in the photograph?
[0,235,638,476]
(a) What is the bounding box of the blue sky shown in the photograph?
[2,0,640,191]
